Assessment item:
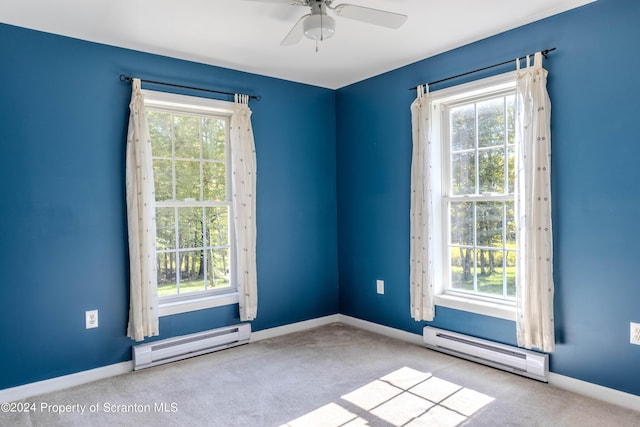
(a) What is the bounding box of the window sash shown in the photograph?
[147,106,231,203]
[154,204,234,301]
[440,89,516,303]
[446,197,516,301]
[144,94,237,303]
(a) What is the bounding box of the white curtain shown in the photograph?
[230,94,258,321]
[515,52,555,352]
[126,78,159,341]
[409,85,435,321]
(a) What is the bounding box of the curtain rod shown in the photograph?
[120,74,261,101]
[409,48,556,91]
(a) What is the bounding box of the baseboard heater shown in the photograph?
[133,324,251,370]
[423,326,548,382]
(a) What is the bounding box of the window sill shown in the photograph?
[434,293,516,321]
[159,292,239,317]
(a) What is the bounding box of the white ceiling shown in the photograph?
[1,0,595,89]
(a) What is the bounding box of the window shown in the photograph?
[430,72,518,320]
[143,90,239,316]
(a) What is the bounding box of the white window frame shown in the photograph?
[143,90,239,317]
[429,71,518,321]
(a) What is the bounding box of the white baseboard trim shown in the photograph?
[548,372,640,412]
[250,314,340,342]
[0,361,133,403]
[338,314,424,346]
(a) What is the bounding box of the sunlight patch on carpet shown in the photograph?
[342,380,403,411]
[406,404,467,427]
[371,390,435,425]
[281,402,364,427]
[411,376,463,403]
[440,387,495,417]
[380,366,432,390]
[281,367,494,427]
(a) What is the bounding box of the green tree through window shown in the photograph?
[147,109,232,298]
[447,94,516,299]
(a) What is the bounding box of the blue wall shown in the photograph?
[0,24,338,389]
[336,0,640,396]
[2,0,640,399]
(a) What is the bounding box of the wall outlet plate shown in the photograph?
[86,310,99,329]
[630,322,640,345]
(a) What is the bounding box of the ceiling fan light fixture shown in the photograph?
[303,14,335,41]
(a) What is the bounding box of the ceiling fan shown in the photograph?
[246,0,408,47]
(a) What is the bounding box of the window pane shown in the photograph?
[478,98,505,148]
[450,104,475,151]
[505,201,516,248]
[178,207,203,249]
[179,250,205,294]
[451,247,475,292]
[203,161,226,201]
[202,118,226,161]
[506,250,516,298]
[148,111,173,157]
[451,152,475,195]
[174,115,201,159]
[206,207,229,247]
[450,202,474,245]
[153,159,173,201]
[477,249,504,297]
[207,248,231,290]
[476,202,503,248]
[478,148,505,194]
[445,90,516,302]
[175,160,201,200]
[506,95,515,145]
[156,207,175,250]
[157,252,177,297]
[507,146,515,194]
[147,98,234,301]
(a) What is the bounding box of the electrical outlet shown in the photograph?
[376,279,384,295]
[86,310,99,329]
[630,322,640,345]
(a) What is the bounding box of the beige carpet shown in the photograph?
[2,323,639,426]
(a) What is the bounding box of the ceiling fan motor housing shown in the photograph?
[303,1,336,41]
[303,14,336,40]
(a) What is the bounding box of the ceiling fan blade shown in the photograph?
[334,4,407,29]
[281,14,310,46]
